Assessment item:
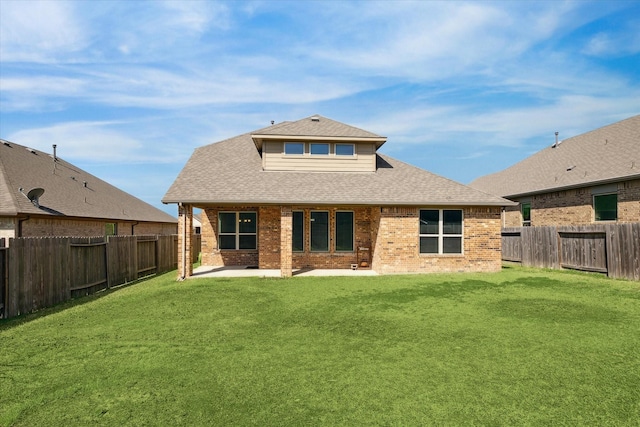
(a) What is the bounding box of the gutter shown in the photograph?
[503,173,640,199]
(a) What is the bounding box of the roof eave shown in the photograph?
[162,198,514,207]
[503,173,640,199]
[251,134,387,151]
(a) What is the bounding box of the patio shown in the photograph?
[191,265,379,278]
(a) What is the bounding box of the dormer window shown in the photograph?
[310,143,329,155]
[284,142,304,155]
[335,144,355,156]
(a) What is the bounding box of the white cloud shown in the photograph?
[0,0,87,62]
[6,121,175,164]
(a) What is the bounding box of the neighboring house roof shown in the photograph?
[470,115,640,198]
[0,139,177,223]
[163,115,512,207]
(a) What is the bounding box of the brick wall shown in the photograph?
[619,179,640,222]
[199,205,502,274]
[372,206,502,274]
[16,217,175,238]
[200,206,260,267]
[200,206,375,270]
[504,179,640,226]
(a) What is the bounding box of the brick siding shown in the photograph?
[503,179,640,226]
[200,205,502,274]
[2,216,176,239]
[371,206,502,274]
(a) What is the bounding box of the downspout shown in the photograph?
[131,221,139,235]
[17,215,30,238]
[180,203,186,281]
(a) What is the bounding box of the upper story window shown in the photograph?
[284,142,304,155]
[310,143,330,155]
[594,193,617,221]
[335,144,355,156]
[419,209,463,254]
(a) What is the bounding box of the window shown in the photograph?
[310,211,329,251]
[521,202,531,226]
[284,142,304,155]
[105,223,117,236]
[310,143,329,155]
[335,144,355,156]
[419,209,463,254]
[292,211,304,252]
[219,212,257,250]
[594,194,617,221]
[335,211,354,251]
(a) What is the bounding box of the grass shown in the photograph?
[1,266,639,426]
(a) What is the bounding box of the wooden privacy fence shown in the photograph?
[0,235,182,319]
[502,224,640,281]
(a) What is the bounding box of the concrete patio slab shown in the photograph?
[191,265,378,278]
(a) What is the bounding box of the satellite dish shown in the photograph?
[25,187,45,207]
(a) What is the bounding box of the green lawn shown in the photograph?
[1,266,639,426]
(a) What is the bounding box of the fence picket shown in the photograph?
[503,224,639,281]
[1,234,188,319]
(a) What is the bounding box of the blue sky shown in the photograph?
[1,0,639,217]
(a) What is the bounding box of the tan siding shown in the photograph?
[263,141,376,172]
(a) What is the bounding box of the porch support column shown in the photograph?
[280,206,293,278]
[178,203,194,280]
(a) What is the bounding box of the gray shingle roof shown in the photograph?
[469,115,640,198]
[163,116,512,207]
[0,139,177,223]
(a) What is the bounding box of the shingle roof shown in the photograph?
[0,139,176,223]
[470,115,640,198]
[251,115,387,150]
[163,116,512,207]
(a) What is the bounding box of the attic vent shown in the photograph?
[311,115,320,122]
[26,147,37,154]
[1,140,10,147]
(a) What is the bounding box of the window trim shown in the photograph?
[218,211,257,250]
[335,210,355,252]
[419,209,464,255]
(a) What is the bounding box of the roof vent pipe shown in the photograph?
[553,132,559,148]
[53,144,57,161]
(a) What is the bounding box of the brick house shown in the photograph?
[163,115,514,278]
[0,139,177,241]
[470,115,640,227]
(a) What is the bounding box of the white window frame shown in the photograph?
[218,211,257,250]
[419,209,464,255]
